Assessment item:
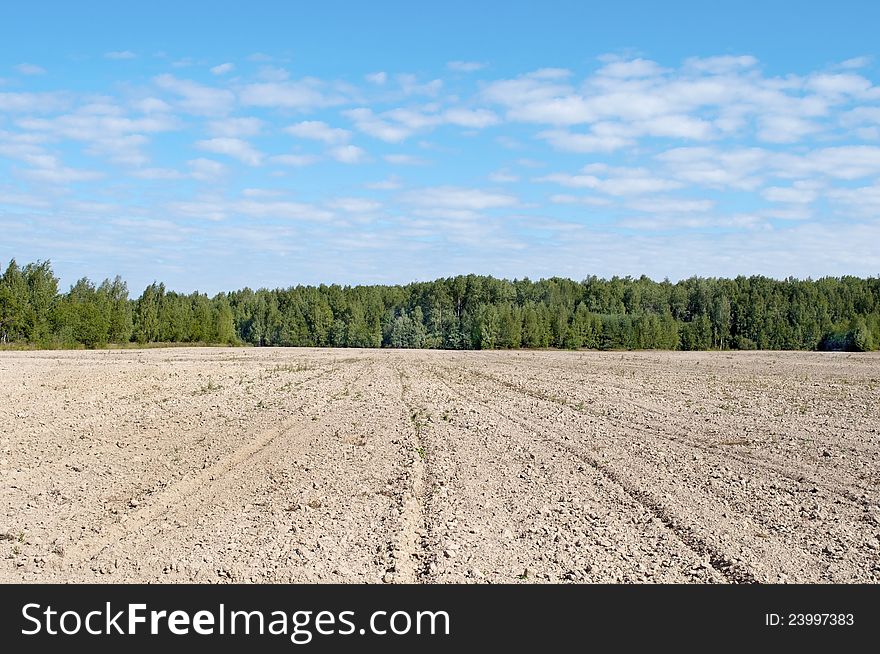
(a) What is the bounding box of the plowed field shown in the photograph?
[2,348,878,583]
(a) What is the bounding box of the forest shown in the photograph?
[1,258,879,351]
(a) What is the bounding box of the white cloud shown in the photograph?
[132,97,172,113]
[16,110,179,166]
[538,128,632,152]
[285,120,351,143]
[375,107,436,132]
[270,153,320,167]
[131,167,184,180]
[682,55,758,74]
[627,197,714,213]
[617,213,764,231]
[365,175,403,190]
[154,74,235,115]
[638,114,714,139]
[777,145,880,179]
[447,61,486,72]
[0,191,50,208]
[239,80,341,109]
[15,63,46,75]
[657,147,767,190]
[105,51,136,60]
[384,154,427,166]
[365,72,387,85]
[327,197,382,213]
[85,133,150,166]
[762,206,813,221]
[345,108,412,142]
[529,68,573,79]
[443,108,499,128]
[329,144,367,164]
[167,198,332,223]
[827,182,880,216]
[761,181,820,204]
[537,166,682,196]
[656,144,880,192]
[241,188,284,198]
[757,114,820,143]
[489,169,520,183]
[256,66,290,82]
[17,154,103,184]
[486,76,593,125]
[401,186,518,211]
[196,137,263,165]
[841,106,880,128]
[345,106,499,142]
[549,194,612,206]
[0,92,68,113]
[233,199,332,221]
[806,73,872,97]
[188,158,227,181]
[596,57,665,78]
[854,127,880,140]
[207,117,264,137]
[396,74,443,97]
[839,56,871,70]
[210,63,235,75]
[165,200,228,222]
[66,200,120,214]
[481,54,878,151]
[597,175,683,196]
[17,110,177,139]
[0,140,48,165]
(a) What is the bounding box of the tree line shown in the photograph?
[2,258,879,351]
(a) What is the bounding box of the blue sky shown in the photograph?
[2,1,880,294]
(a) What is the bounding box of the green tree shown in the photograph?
[60,278,110,347]
[0,260,29,343]
[497,303,522,348]
[135,283,162,343]
[521,304,542,348]
[851,317,875,351]
[98,276,132,343]
[214,297,236,344]
[710,295,731,349]
[24,261,59,344]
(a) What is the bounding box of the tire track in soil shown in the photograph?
[387,363,433,583]
[478,362,873,504]
[156,355,415,584]
[34,355,339,526]
[427,363,757,584]
[56,358,372,571]
[401,357,732,582]
[455,365,879,581]
[395,359,694,583]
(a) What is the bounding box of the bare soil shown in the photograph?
[1,348,878,583]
